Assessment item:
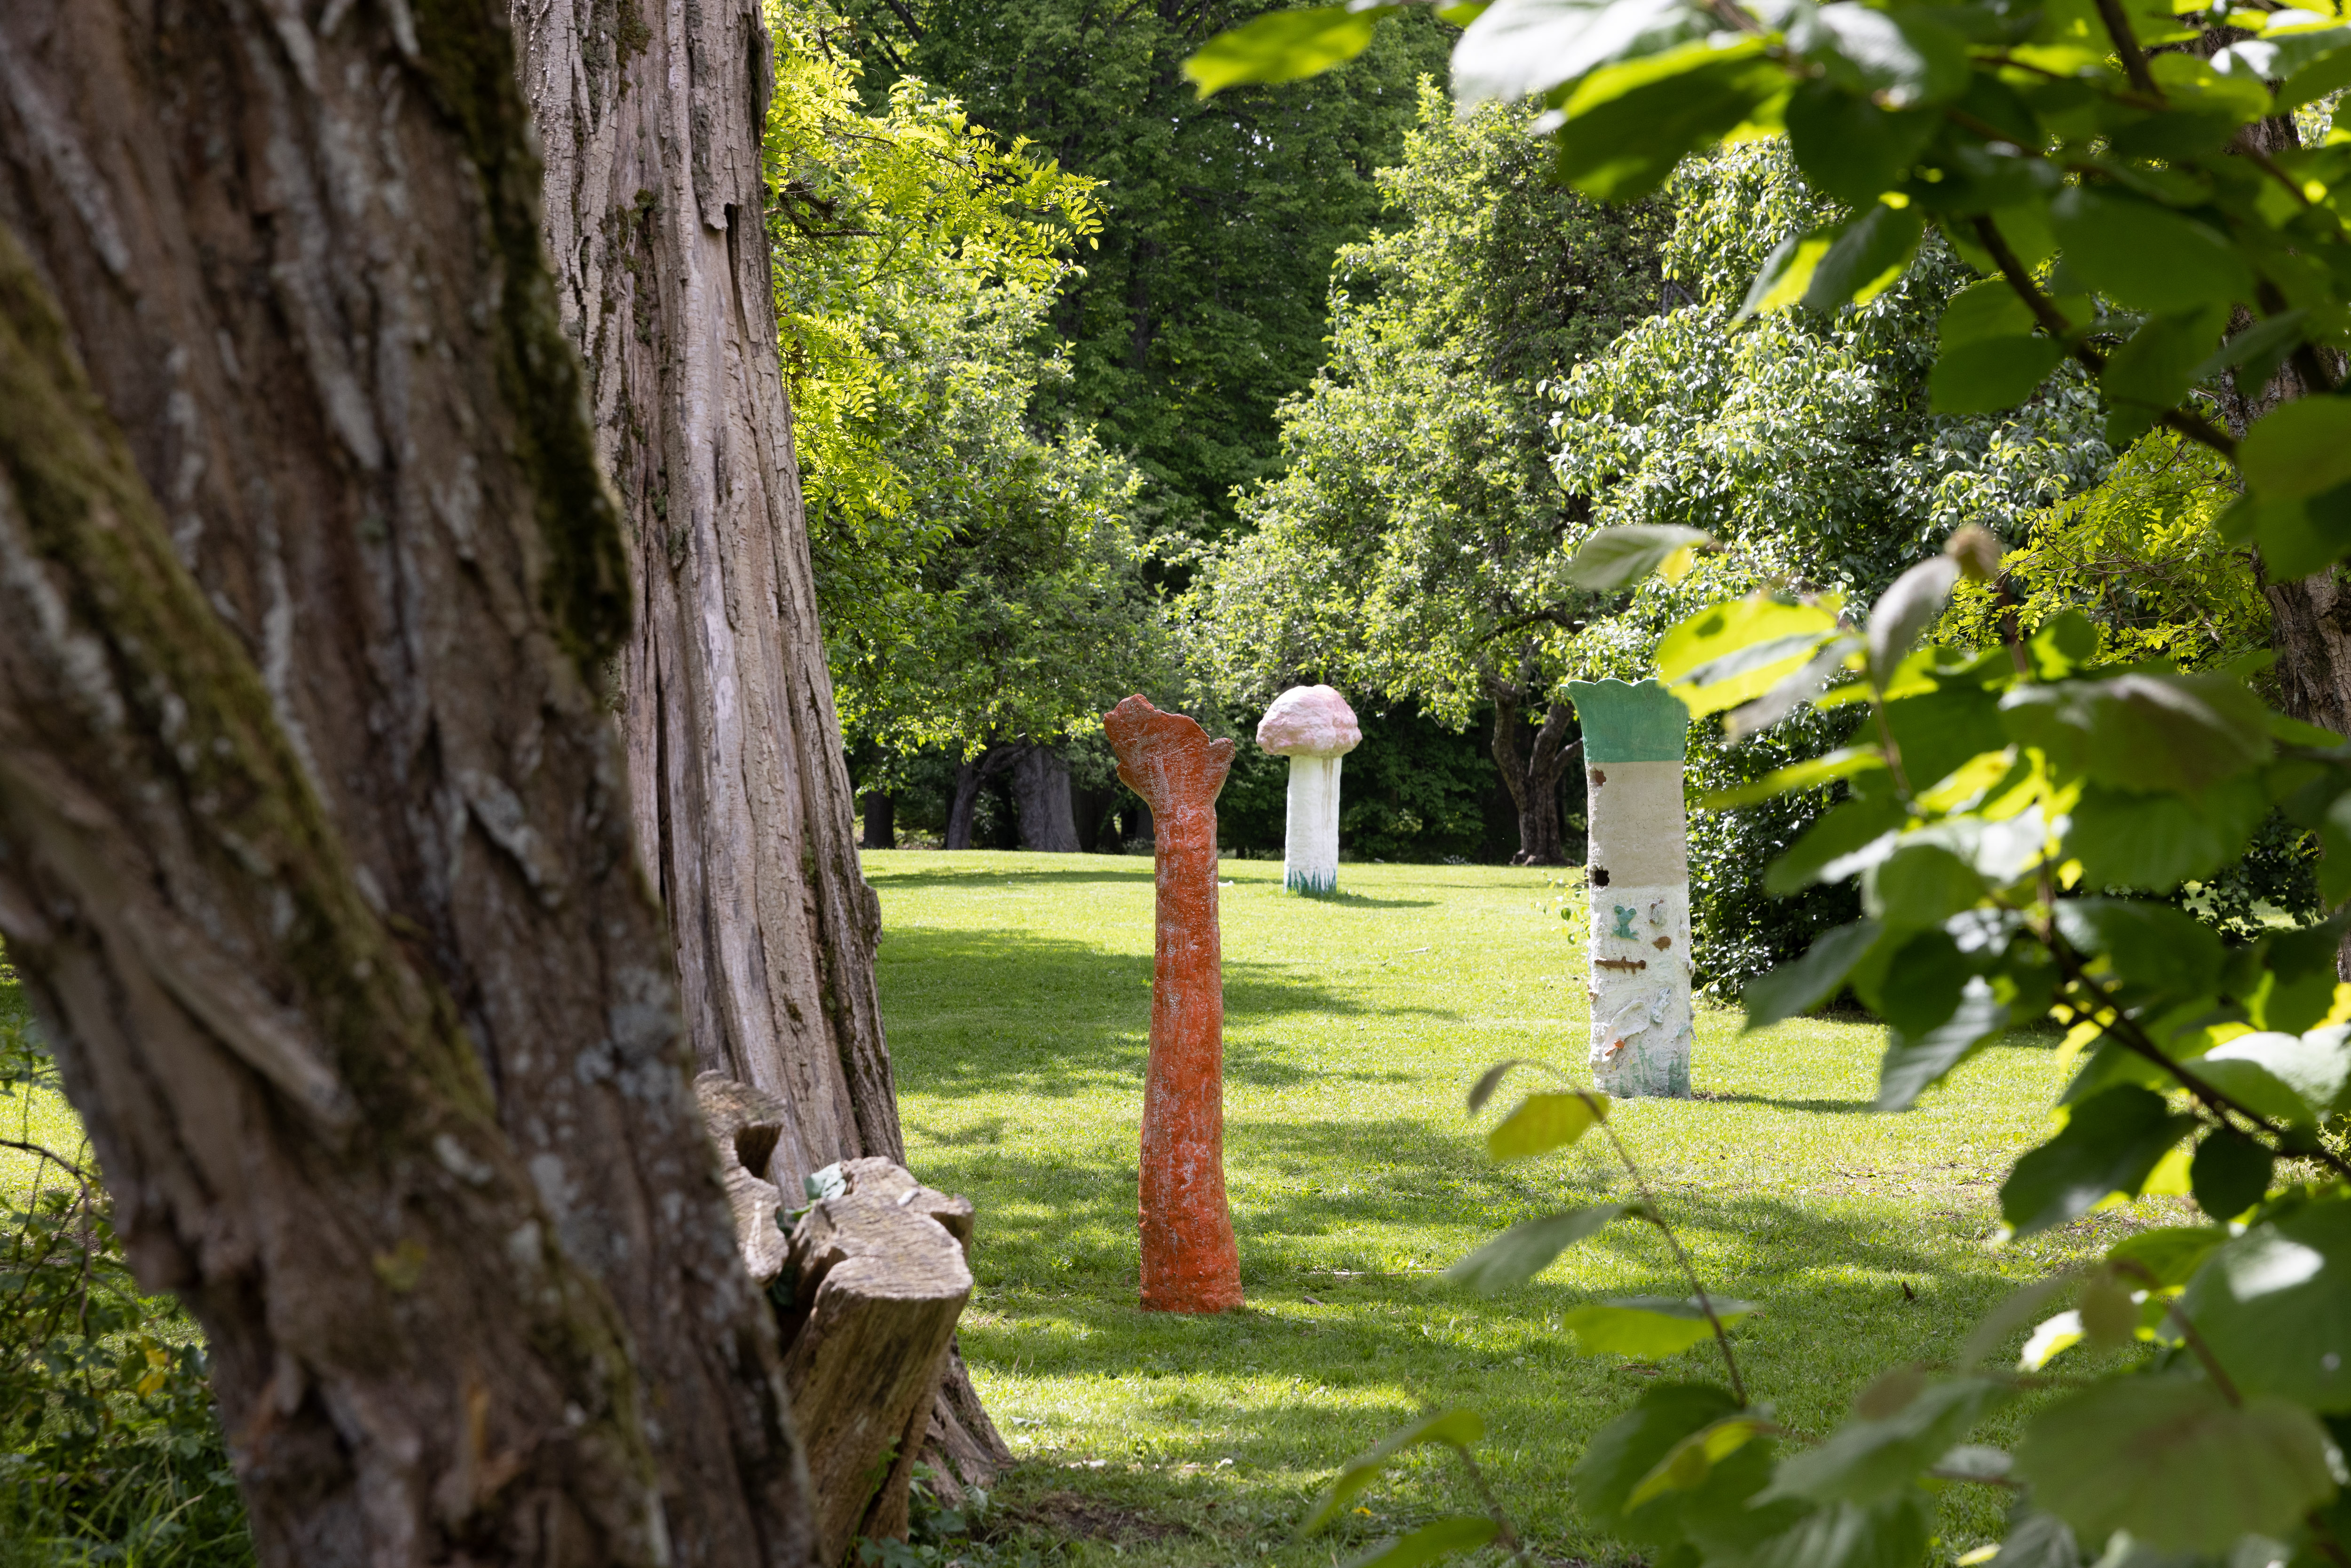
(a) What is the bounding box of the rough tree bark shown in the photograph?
[1487,663,1581,865]
[0,4,809,1563]
[506,0,1008,1488]
[1011,745,1081,852]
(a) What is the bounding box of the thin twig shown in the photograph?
[2045,959,2351,1182]
[2091,0,2162,96]
[1452,1445,1538,1568]
[1968,217,2240,460]
[1596,1117,1751,1405]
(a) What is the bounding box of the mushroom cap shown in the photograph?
[1256,685,1362,757]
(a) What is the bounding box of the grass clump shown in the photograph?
[869,850,2151,1565]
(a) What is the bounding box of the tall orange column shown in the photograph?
[1103,695,1245,1313]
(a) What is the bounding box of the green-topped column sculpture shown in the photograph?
[1566,679,1694,1099]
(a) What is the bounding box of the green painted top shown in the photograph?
[1569,678,1690,764]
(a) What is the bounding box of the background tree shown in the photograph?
[766,2,1183,854]
[835,0,1453,538]
[1194,92,1670,863]
[0,2,807,1560]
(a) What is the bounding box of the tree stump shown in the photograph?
[699,1077,977,1562]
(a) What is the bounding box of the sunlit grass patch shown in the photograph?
[870,849,2149,1565]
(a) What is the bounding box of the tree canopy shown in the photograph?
[835,0,1454,537]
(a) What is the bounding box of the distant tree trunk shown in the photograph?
[946,746,1016,850]
[510,0,1007,1485]
[1487,672,1580,865]
[0,4,809,1562]
[861,791,897,850]
[1012,746,1081,851]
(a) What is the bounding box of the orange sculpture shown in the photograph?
[1103,695,1245,1313]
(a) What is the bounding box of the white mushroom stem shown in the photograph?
[1283,752,1343,896]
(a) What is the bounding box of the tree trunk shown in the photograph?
[945,745,1014,851]
[507,0,1007,1488]
[511,0,895,1194]
[1012,745,1081,852]
[861,790,897,850]
[0,5,810,1563]
[1487,683,1580,865]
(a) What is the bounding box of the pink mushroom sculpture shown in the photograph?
[1255,686,1361,896]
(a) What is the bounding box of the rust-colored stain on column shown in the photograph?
[1103,695,1244,1314]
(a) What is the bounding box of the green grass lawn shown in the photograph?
[871,850,2154,1567]
[2,857,2159,1567]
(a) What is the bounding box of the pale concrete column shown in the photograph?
[1256,686,1362,896]
[1568,679,1694,1099]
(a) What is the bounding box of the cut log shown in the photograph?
[696,1073,793,1287]
[777,1157,975,1566]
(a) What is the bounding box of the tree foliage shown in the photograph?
[836,0,1453,537]
[767,0,1179,762]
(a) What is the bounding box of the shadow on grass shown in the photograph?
[880,927,1460,1096]
[1696,1091,1875,1114]
[869,861,1158,891]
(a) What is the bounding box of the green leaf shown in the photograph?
[1744,920,1884,1031]
[1764,786,1904,894]
[1864,843,1988,929]
[1785,81,1936,206]
[1445,1204,1635,1293]
[2280,33,2351,107]
[2181,1195,2351,1410]
[1999,672,2271,796]
[2105,1225,2227,1289]
[1302,1409,1488,1534]
[2099,305,2232,415]
[1930,335,2068,415]
[1867,557,1960,682]
[1487,1091,1607,1159]
[1999,1085,2198,1236]
[1745,1494,1929,1568]
[2066,775,2267,891]
[2049,186,2254,313]
[1740,228,1834,320]
[1883,683,2008,794]
[2249,482,2351,581]
[1626,1414,1775,1507]
[1657,595,1843,685]
[2013,1379,2335,1552]
[1794,2,1970,106]
[1562,1296,1757,1357]
[1183,6,1394,95]
[2189,1127,2273,1221]
[1675,631,1843,718]
[1938,278,2036,351]
[2051,898,2224,999]
[1566,524,1717,589]
[1763,1377,2008,1505]
[1451,0,1710,105]
[2197,1029,2340,1125]
[1803,204,1925,314]
[1877,977,2007,1111]
[2240,396,2351,503]
[1703,746,1884,809]
[1553,42,1788,200]
[1571,1382,1744,1541]
[1337,1517,1498,1568]
[1873,930,1968,1038]
[1975,1507,2076,1568]
[2214,1023,2351,1115]
[1466,1058,1546,1114]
